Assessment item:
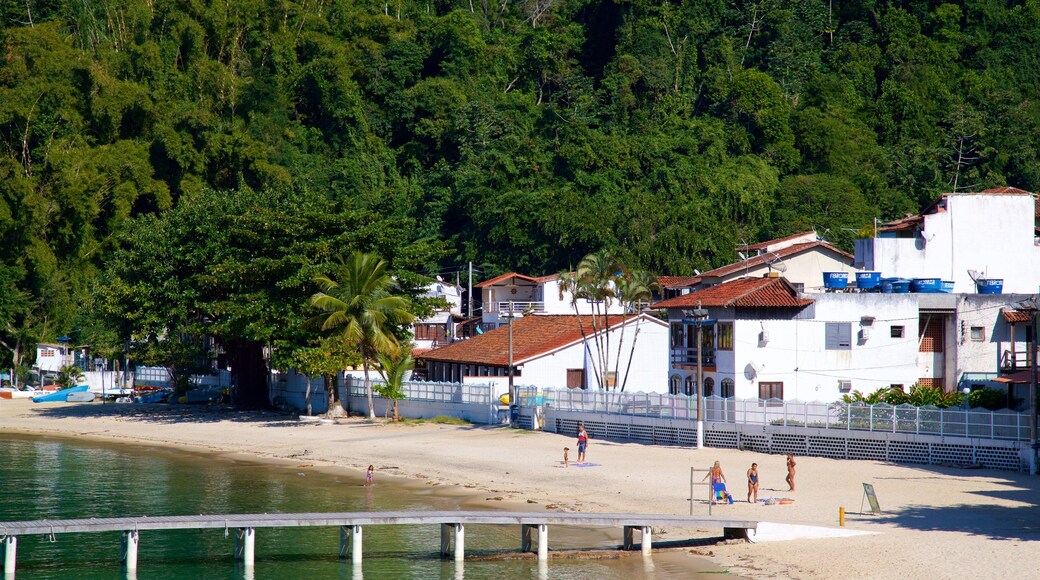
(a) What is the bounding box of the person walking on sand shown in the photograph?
[747,463,759,503]
[786,454,796,491]
[576,424,589,463]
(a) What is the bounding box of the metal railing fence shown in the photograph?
[519,388,1031,442]
[346,376,493,405]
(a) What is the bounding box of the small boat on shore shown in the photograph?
[32,385,90,403]
[0,387,41,399]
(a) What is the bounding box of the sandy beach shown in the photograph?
[1,399,1037,579]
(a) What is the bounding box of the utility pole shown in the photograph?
[468,262,473,318]
[508,299,516,427]
[684,303,709,449]
[1032,309,1039,475]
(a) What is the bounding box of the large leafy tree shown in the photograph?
[307,252,415,419]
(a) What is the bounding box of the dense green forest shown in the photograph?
[2,0,1039,399]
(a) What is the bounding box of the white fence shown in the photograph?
[342,376,501,424]
[525,388,1031,441]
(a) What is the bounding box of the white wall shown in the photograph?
[672,294,921,402]
[953,294,1032,379]
[858,194,1040,293]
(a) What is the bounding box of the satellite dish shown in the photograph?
[967,269,984,282]
[744,362,761,380]
[765,252,788,273]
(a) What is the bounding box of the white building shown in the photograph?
[411,278,465,350]
[655,276,921,402]
[474,272,626,329]
[417,313,669,396]
[657,231,857,298]
[855,187,1040,293]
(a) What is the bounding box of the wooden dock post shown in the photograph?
[234,528,255,567]
[2,535,16,576]
[440,524,451,557]
[121,530,139,571]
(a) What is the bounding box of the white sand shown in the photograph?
[2,399,1037,579]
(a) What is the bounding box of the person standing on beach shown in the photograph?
[366,465,374,486]
[703,461,726,485]
[576,424,589,463]
[786,455,796,491]
[747,463,759,503]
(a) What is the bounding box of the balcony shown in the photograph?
[670,348,716,367]
[1001,348,1032,372]
[489,301,545,314]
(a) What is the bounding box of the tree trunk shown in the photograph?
[304,374,313,416]
[392,399,400,422]
[362,358,376,419]
[323,373,346,417]
[225,338,269,409]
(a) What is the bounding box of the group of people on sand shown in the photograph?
[703,454,796,504]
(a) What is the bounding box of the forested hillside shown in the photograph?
[2,1,1039,388]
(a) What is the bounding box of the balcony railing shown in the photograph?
[669,348,716,367]
[489,301,545,314]
[1000,348,1032,371]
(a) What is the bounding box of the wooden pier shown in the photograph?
[0,511,757,575]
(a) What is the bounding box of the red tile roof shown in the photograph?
[744,231,816,251]
[979,187,1033,195]
[657,275,701,288]
[418,314,661,365]
[698,241,852,279]
[474,272,541,288]
[652,276,813,309]
[1002,310,1033,323]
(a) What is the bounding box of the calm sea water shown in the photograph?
[0,435,721,579]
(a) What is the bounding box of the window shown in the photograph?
[704,377,715,397]
[891,325,904,338]
[919,318,944,352]
[670,323,684,348]
[720,378,735,398]
[825,323,852,350]
[716,323,734,350]
[604,371,617,388]
[669,375,681,395]
[759,381,784,404]
[970,326,985,342]
[566,369,585,389]
[684,376,695,396]
[838,380,852,393]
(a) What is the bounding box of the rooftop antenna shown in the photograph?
[765,252,788,273]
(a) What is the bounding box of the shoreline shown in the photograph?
[2,400,1038,578]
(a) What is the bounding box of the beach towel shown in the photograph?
[713,482,734,504]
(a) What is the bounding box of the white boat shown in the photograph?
[0,387,41,400]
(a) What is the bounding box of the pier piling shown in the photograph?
[234,528,255,567]
[2,535,16,576]
[121,530,139,571]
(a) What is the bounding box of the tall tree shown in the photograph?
[307,252,414,419]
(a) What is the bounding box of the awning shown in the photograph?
[993,370,1034,384]
[682,319,718,326]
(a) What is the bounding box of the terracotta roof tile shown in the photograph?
[1002,310,1033,323]
[657,275,701,288]
[698,242,852,279]
[979,187,1033,195]
[652,277,813,309]
[418,314,655,365]
[474,272,541,288]
[744,231,816,251]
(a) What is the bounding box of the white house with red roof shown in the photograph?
[475,272,626,330]
[416,313,669,395]
[653,276,922,402]
[657,231,857,298]
[855,187,1040,293]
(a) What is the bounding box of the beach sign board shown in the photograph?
[862,483,882,515]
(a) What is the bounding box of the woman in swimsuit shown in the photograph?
[747,463,759,503]
[786,454,797,491]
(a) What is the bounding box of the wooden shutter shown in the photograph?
[919,318,944,352]
[566,369,585,389]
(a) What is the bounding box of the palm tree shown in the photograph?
[307,252,414,419]
[615,269,659,392]
[558,251,621,389]
[376,346,414,422]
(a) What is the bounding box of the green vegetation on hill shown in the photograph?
[2,1,1039,393]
